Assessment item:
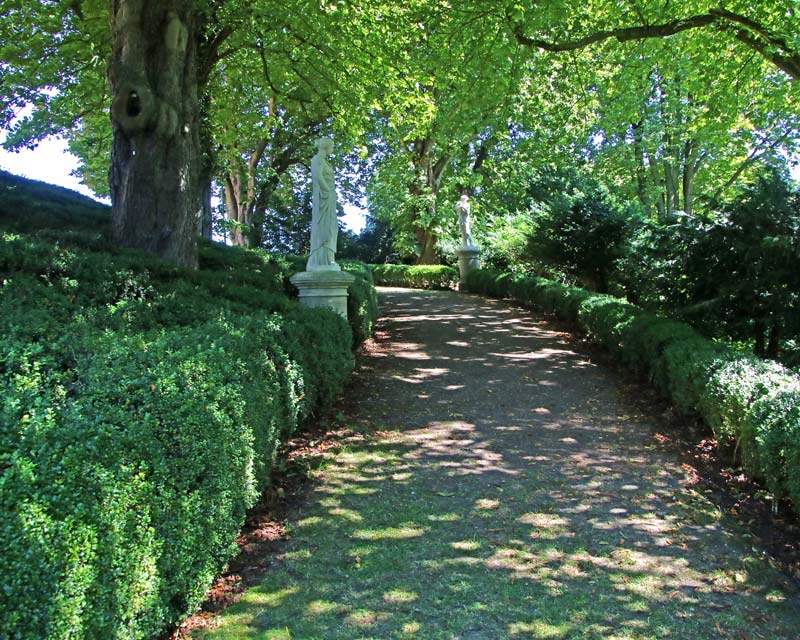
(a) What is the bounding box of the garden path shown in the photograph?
[198,287,800,640]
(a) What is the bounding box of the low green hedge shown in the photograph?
[343,261,380,345]
[370,264,458,290]
[465,268,800,515]
[0,231,362,639]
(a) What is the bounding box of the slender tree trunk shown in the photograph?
[664,160,679,218]
[408,137,452,264]
[223,172,248,247]
[647,159,666,222]
[198,96,214,241]
[199,179,213,241]
[108,0,202,268]
[754,321,766,358]
[766,322,781,361]
[631,122,653,218]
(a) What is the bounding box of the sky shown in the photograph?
[0,132,368,233]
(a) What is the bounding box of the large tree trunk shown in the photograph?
[108,0,202,268]
[415,227,439,265]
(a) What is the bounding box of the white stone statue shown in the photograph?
[456,193,474,247]
[307,137,339,271]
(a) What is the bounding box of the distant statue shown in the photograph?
[307,137,339,271]
[456,193,474,247]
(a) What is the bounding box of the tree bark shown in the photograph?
[108,0,202,268]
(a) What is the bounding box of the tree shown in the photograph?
[583,37,799,220]
[5,0,799,269]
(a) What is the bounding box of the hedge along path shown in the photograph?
[199,288,800,640]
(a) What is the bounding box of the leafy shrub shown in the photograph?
[370,264,458,290]
[463,269,523,299]
[619,166,800,361]
[343,261,380,345]
[616,314,702,378]
[0,224,364,638]
[742,384,800,505]
[699,357,786,444]
[519,166,637,293]
[576,296,642,356]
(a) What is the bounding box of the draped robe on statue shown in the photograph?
[307,138,339,271]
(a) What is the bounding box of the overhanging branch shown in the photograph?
[512,8,800,80]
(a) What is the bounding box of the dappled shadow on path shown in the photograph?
[203,288,800,640]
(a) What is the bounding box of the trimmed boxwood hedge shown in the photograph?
[465,268,800,516]
[0,231,373,639]
[370,264,458,290]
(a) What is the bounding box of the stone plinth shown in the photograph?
[456,245,481,287]
[290,270,355,318]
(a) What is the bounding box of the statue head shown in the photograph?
[315,137,334,154]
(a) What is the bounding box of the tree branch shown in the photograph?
[512,8,800,80]
[512,14,717,52]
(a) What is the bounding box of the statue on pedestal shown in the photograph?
[307,137,339,271]
[454,193,480,287]
[456,193,475,248]
[291,136,353,318]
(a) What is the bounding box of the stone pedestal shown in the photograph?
[290,269,355,318]
[456,245,481,288]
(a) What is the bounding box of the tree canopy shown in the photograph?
[1,0,798,265]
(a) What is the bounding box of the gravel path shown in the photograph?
[200,287,800,640]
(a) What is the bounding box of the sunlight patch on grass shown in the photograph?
[509,620,572,637]
[427,512,461,522]
[328,507,364,522]
[295,516,325,528]
[345,608,390,627]
[402,621,422,635]
[305,600,348,616]
[451,539,482,551]
[767,589,788,603]
[383,589,418,603]
[347,544,376,559]
[242,586,298,608]
[519,513,570,528]
[262,628,292,640]
[352,523,426,540]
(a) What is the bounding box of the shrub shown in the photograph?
[616,314,702,378]
[0,227,363,639]
[699,357,787,444]
[576,295,642,356]
[342,261,380,346]
[463,269,514,298]
[742,384,800,505]
[371,264,458,290]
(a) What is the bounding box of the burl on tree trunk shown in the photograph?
[108,0,201,268]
